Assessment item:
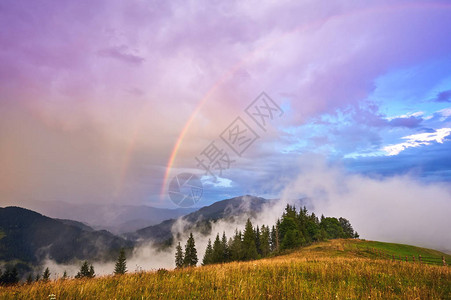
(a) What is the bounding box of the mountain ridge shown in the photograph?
[0,206,132,274]
[130,195,270,243]
[5,200,197,234]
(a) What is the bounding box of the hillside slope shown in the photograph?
[1,239,449,299]
[131,195,269,243]
[14,200,196,234]
[0,207,132,268]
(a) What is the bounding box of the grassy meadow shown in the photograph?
[0,239,449,299]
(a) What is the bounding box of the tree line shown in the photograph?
[1,205,358,284]
[0,248,128,286]
[175,233,198,268]
[175,205,358,267]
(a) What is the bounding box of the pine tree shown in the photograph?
[62,271,68,280]
[202,239,213,265]
[114,248,127,275]
[76,261,95,279]
[230,230,243,261]
[281,229,301,250]
[212,233,223,263]
[279,205,305,250]
[318,228,328,241]
[320,217,345,239]
[11,268,18,285]
[270,225,277,252]
[175,242,184,268]
[306,212,320,242]
[89,265,95,278]
[35,274,41,282]
[221,232,230,262]
[26,273,33,284]
[183,233,198,267]
[76,261,88,278]
[76,261,89,278]
[42,267,50,282]
[339,217,355,238]
[260,225,271,257]
[297,206,310,243]
[255,226,262,256]
[228,237,234,257]
[0,267,19,286]
[242,219,258,260]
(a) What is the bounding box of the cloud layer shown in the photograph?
[281,156,451,252]
[0,0,450,212]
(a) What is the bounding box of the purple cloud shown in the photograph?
[388,116,423,128]
[98,46,145,65]
[1,0,451,209]
[434,90,451,102]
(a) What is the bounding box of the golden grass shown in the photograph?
[1,239,449,299]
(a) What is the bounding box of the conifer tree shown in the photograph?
[76,261,95,279]
[279,205,304,250]
[89,265,95,278]
[175,242,184,268]
[270,225,277,252]
[306,212,320,242]
[11,267,18,285]
[212,233,223,263]
[76,261,89,278]
[202,239,213,265]
[260,225,271,257]
[255,226,262,256]
[114,248,127,275]
[281,229,301,250]
[228,237,234,257]
[183,233,198,267]
[230,230,243,261]
[320,217,345,239]
[26,273,33,284]
[242,219,258,260]
[318,228,328,241]
[338,217,355,238]
[42,267,50,282]
[221,232,230,262]
[0,267,19,285]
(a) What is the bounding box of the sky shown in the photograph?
[1,0,451,214]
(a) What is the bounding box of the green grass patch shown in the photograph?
[348,239,450,265]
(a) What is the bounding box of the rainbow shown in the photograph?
[115,2,451,203]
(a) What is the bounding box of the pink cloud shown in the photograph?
[1,0,451,206]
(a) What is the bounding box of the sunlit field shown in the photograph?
[1,239,449,300]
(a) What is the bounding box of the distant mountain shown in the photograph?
[11,200,197,234]
[0,207,133,270]
[130,195,269,244]
[183,195,269,223]
[0,195,297,279]
[55,219,94,231]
